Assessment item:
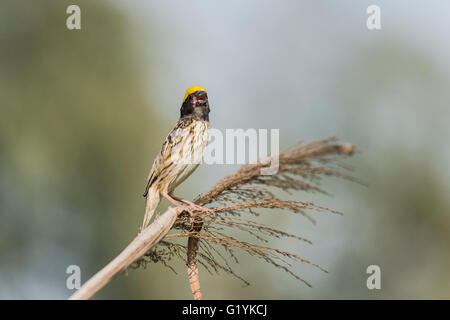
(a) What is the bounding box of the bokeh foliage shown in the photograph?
[0,0,167,298]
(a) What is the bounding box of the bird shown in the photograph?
[141,86,213,229]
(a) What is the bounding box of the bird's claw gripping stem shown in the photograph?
[163,193,215,224]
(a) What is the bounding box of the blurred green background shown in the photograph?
[1,0,449,299]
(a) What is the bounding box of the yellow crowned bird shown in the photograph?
[142,86,212,229]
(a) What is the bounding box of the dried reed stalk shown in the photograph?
[135,137,357,299]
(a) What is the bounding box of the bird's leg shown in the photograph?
[162,193,185,208]
[162,193,196,224]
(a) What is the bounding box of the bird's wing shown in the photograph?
[143,119,191,197]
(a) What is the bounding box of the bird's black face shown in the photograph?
[180,90,210,121]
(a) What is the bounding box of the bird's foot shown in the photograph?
[177,198,214,215]
[163,194,215,223]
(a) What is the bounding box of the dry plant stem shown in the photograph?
[185,138,356,299]
[69,207,181,300]
[68,137,356,300]
[187,222,203,300]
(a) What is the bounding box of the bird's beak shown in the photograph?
[193,91,208,105]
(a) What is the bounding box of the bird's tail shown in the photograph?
[142,186,161,229]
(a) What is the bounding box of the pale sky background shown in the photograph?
[120,0,450,166]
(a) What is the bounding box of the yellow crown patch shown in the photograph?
[183,85,207,103]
